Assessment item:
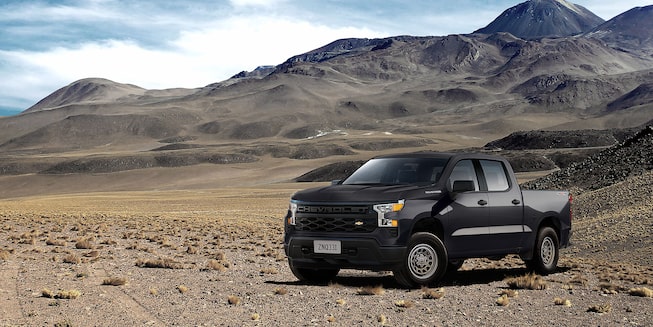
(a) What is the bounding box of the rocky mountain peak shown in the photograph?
[474,0,604,39]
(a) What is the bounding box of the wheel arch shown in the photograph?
[410,216,444,240]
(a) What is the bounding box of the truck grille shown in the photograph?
[295,216,376,233]
[294,205,376,233]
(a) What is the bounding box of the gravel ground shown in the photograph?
[1,187,652,326]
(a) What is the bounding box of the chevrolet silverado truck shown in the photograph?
[283,152,572,287]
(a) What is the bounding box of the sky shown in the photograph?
[1,0,651,115]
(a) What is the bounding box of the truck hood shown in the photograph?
[292,184,439,203]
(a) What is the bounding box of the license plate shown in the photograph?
[313,240,341,254]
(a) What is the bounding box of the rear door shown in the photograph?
[479,159,525,253]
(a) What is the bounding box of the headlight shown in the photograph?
[287,201,298,225]
[373,200,404,227]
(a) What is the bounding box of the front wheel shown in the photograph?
[288,259,339,284]
[393,232,447,288]
[524,227,559,274]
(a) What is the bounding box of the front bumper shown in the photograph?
[285,236,405,270]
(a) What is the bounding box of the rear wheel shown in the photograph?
[393,232,447,288]
[524,227,559,274]
[288,259,339,284]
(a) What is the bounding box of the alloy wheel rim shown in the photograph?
[541,236,555,266]
[408,244,438,279]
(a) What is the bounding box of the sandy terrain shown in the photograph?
[1,186,651,326]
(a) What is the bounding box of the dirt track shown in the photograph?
[1,187,652,326]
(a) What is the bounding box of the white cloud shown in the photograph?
[0,14,384,110]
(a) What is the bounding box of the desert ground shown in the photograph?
[1,181,652,326]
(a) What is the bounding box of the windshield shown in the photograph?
[343,157,448,186]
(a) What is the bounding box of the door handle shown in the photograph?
[512,199,521,205]
[478,199,488,206]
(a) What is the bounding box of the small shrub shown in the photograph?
[177,285,188,294]
[421,287,444,299]
[554,297,572,307]
[102,277,127,286]
[335,298,346,306]
[587,303,611,313]
[75,239,94,250]
[394,299,415,308]
[0,249,10,261]
[43,289,81,299]
[629,287,653,297]
[505,273,547,290]
[56,289,81,299]
[260,267,279,274]
[378,314,388,325]
[206,259,227,272]
[251,313,260,321]
[135,258,183,269]
[42,288,55,298]
[326,315,336,323]
[274,287,288,295]
[499,289,519,298]
[496,294,510,306]
[46,239,66,246]
[227,295,241,305]
[357,285,385,296]
[149,288,158,295]
[63,254,81,264]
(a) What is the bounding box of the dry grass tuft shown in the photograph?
[587,303,612,313]
[394,299,415,308]
[251,313,260,321]
[505,273,547,290]
[41,288,54,298]
[206,259,227,272]
[554,297,572,307]
[75,238,95,249]
[45,239,66,246]
[177,285,189,294]
[356,285,385,296]
[326,315,336,323]
[378,314,388,325]
[421,287,445,299]
[102,277,127,286]
[63,253,81,264]
[260,267,279,274]
[43,289,81,299]
[629,287,653,297]
[227,295,241,305]
[274,287,288,295]
[149,288,158,295]
[135,258,184,269]
[499,289,519,298]
[186,246,198,254]
[0,249,10,260]
[335,298,346,306]
[496,294,510,306]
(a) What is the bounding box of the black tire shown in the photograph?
[525,227,559,275]
[288,259,339,284]
[393,232,448,288]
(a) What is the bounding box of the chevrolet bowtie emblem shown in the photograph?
[354,221,364,226]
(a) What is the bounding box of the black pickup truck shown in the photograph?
[284,152,572,287]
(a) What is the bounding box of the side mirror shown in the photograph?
[452,180,475,193]
[331,180,342,185]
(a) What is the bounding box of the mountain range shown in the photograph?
[0,0,652,196]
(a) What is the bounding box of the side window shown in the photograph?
[480,160,510,191]
[448,160,479,191]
